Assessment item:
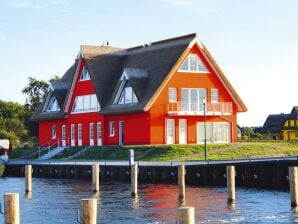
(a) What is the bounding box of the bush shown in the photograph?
[0,129,20,149]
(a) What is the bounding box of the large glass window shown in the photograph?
[72,94,100,112]
[179,54,209,72]
[181,88,206,112]
[80,66,90,81]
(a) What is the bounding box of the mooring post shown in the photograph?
[131,164,138,197]
[80,198,97,224]
[4,193,20,224]
[25,165,32,193]
[178,207,195,224]
[227,165,235,204]
[289,166,298,207]
[178,165,185,201]
[92,164,99,192]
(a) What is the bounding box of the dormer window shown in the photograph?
[46,96,60,112]
[80,66,90,81]
[179,54,209,73]
[72,94,100,113]
[118,86,138,104]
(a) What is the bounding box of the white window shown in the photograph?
[97,122,102,139]
[109,121,115,137]
[89,123,94,140]
[51,125,56,139]
[46,96,60,111]
[72,94,100,113]
[211,89,219,103]
[179,54,209,72]
[71,124,75,141]
[61,125,66,146]
[80,66,90,81]
[181,88,206,112]
[168,88,177,102]
[78,124,82,145]
[118,86,138,104]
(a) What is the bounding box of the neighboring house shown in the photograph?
[31,33,247,147]
[262,107,298,140]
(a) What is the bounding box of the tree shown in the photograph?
[0,100,31,148]
[22,77,49,112]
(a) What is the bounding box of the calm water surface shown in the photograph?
[0,177,297,223]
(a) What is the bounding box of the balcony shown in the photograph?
[167,102,232,116]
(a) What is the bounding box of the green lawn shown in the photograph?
[8,147,49,159]
[51,146,85,159]
[192,142,298,160]
[7,142,298,161]
[76,144,227,161]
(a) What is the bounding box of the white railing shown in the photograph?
[167,102,232,115]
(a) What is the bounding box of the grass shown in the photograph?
[76,144,227,161]
[8,147,49,159]
[192,142,298,160]
[51,146,85,159]
[8,141,298,162]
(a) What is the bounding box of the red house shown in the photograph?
[31,33,247,147]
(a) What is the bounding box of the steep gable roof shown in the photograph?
[31,33,247,120]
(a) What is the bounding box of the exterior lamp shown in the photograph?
[203,98,207,161]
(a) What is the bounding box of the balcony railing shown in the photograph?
[167,102,232,116]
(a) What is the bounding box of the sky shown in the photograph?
[0,0,298,127]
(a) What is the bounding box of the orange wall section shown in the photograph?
[149,44,239,144]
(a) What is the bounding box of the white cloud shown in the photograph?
[11,0,48,8]
[0,30,7,41]
[57,21,70,27]
[10,0,69,9]
[161,0,217,14]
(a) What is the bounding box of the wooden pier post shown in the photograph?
[25,165,32,193]
[289,166,298,207]
[4,193,20,224]
[80,198,97,224]
[92,164,100,192]
[227,165,235,204]
[178,165,185,200]
[178,207,195,224]
[131,164,138,197]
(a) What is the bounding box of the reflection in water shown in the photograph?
[0,177,295,223]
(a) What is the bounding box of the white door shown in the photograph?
[78,124,82,146]
[166,119,175,144]
[179,119,187,144]
[61,125,66,147]
[71,124,75,146]
[119,121,124,145]
[197,122,213,144]
[89,123,94,146]
[97,122,102,146]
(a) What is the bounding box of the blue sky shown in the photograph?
[1,0,298,127]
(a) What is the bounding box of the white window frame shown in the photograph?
[78,124,82,146]
[51,125,56,139]
[71,124,75,146]
[97,122,102,146]
[168,87,177,102]
[109,121,115,137]
[89,123,94,140]
[211,89,219,103]
[178,54,209,73]
[72,94,100,113]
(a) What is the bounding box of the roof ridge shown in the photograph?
[127,33,197,51]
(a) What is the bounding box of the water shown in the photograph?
[0,177,297,223]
